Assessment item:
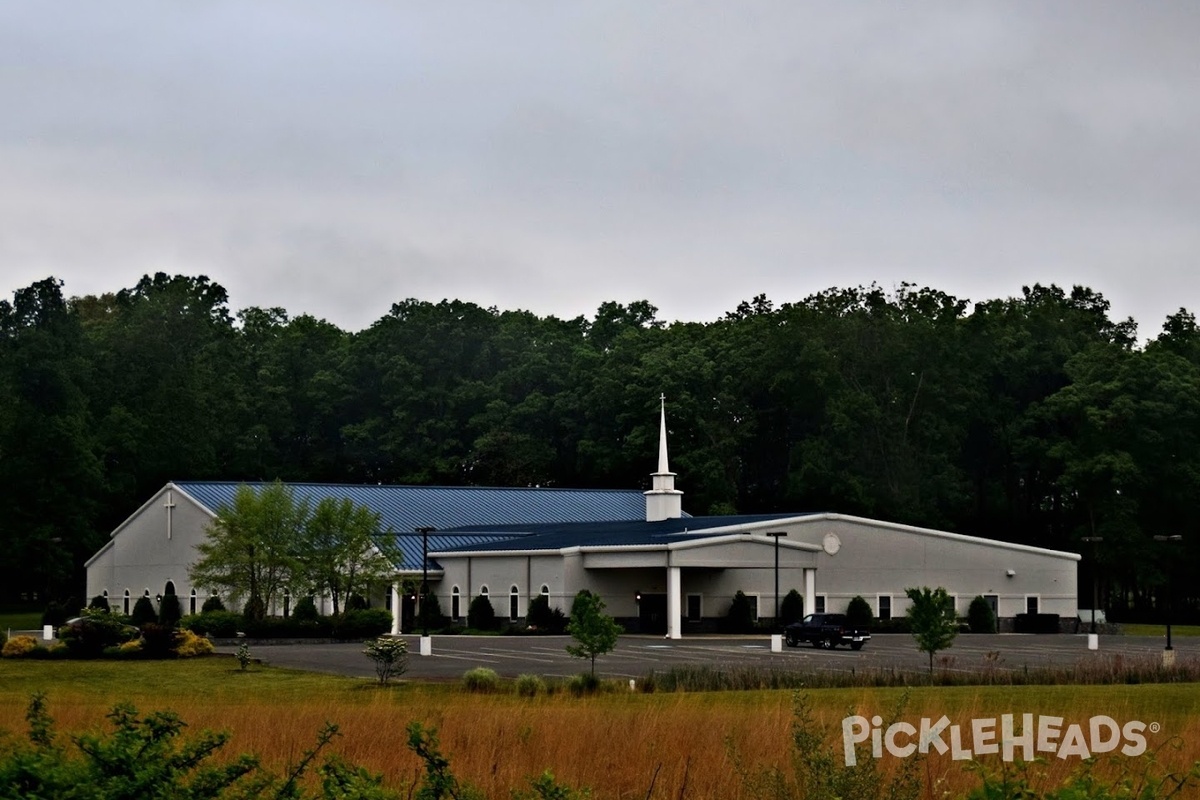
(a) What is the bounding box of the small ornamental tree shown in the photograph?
[467,594,496,631]
[905,586,959,674]
[846,595,873,629]
[968,595,997,633]
[130,595,158,628]
[780,589,805,626]
[416,591,444,632]
[363,637,409,685]
[292,595,319,622]
[158,593,182,628]
[565,590,622,676]
[726,591,756,633]
[526,594,566,633]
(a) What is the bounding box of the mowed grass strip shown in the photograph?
[1120,623,1200,637]
[1,657,1198,799]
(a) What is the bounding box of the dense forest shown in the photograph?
[2,273,1197,622]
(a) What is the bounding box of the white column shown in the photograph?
[390,584,401,635]
[804,568,816,617]
[667,566,682,639]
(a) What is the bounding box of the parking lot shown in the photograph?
[223,632,1195,682]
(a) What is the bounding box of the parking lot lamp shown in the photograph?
[1080,536,1102,635]
[766,532,787,628]
[1153,535,1182,659]
[415,526,436,636]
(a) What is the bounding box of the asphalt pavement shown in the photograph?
[218,632,1196,682]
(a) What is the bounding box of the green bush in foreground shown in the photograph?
[461,667,501,692]
[363,638,408,685]
[515,673,546,697]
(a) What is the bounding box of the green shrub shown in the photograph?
[292,595,319,622]
[334,609,391,640]
[968,595,997,633]
[58,612,139,657]
[363,637,409,685]
[462,667,501,692]
[89,595,110,612]
[200,595,226,613]
[526,594,567,633]
[345,593,369,611]
[725,591,756,634]
[846,595,873,629]
[181,611,243,638]
[416,591,445,632]
[566,672,601,696]
[468,594,497,631]
[130,595,157,628]
[158,593,182,628]
[780,589,805,625]
[139,623,178,658]
[515,674,546,697]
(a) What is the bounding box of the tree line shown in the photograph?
[2,273,1197,621]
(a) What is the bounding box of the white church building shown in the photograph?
[86,404,1080,637]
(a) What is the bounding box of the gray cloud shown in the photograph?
[2,2,1198,336]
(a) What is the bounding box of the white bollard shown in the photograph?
[42,625,54,641]
[629,679,636,692]
[1163,649,1176,668]
[770,633,783,653]
[1087,633,1099,651]
[419,635,432,656]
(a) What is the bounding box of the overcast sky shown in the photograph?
[3,3,1198,337]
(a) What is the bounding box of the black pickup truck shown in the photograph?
[784,613,871,651]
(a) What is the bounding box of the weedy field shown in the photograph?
[1,657,1198,799]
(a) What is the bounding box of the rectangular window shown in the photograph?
[452,594,460,621]
[509,593,519,621]
[985,594,999,619]
[878,595,892,621]
[747,595,759,621]
[686,594,702,621]
[814,595,826,614]
[1026,596,1039,615]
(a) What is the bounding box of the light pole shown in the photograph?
[766,532,787,628]
[415,526,437,637]
[1153,535,1182,663]
[1080,536,1103,635]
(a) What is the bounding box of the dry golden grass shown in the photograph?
[1,658,1198,798]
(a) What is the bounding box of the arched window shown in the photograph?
[164,580,176,596]
[143,588,151,598]
[123,590,130,615]
[451,586,461,621]
[509,585,520,621]
[540,584,549,598]
[189,589,197,615]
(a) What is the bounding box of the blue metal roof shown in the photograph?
[434,513,811,553]
[173,481,666,571]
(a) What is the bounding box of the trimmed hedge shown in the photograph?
[181,609,391,640]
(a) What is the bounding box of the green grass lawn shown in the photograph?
[1121,623,1200,637]
[0,612,43,632]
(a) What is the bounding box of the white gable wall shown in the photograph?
[779,515,1078,618]
[85,485,217,612]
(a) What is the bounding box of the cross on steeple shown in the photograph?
[164,490,176,540]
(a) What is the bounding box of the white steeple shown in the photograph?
[644,395,683,521]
